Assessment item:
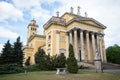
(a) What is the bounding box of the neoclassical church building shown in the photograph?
[23,7,107,65]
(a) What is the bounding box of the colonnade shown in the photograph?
[66,28,107,62]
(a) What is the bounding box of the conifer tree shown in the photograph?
[35,47,46,70]
[0,40,13,64]
[13,37,23,67]
[66,44,78,73]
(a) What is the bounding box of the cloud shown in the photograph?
[30,7,51,22]
[0,1,23,22]
[0,44,3,53]
[0,27,19,39]
[12,0,41,9]
[0,0,120,49]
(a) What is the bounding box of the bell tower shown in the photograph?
[27,19,38,40]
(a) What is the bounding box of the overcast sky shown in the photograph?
[0,0,120,52]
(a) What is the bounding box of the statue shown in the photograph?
[95,50,100,59]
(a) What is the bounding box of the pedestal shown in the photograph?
[94,59,102,72]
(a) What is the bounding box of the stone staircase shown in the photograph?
[102,63,120,69]
[78,61,120,69]
[78,61,95,69]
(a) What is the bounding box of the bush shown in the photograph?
[67,57,78,73]
[0,64,24,74]
[24,65,41,72]
[54,54,66,68]
[66,44,78,73]
[34,47,66,70]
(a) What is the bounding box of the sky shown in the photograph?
[0,0,120,52]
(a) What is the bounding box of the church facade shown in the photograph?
[23,7,107,65]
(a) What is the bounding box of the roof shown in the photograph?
[28,34,46,42]
[43,16,66,30]
[43,12,106,30]
[28,19,39,28]
[62,12,106,29]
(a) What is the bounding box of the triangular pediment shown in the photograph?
[81,18,106,29]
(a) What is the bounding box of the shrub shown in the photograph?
[66,44,78,73]
[24,65,40,72]
[55,54,66,68]
[0,64,24,74]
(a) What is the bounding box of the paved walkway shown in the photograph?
[80,69,120,73]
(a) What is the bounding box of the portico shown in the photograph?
[66,27,106,62]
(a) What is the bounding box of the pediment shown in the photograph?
[81,19,106,29]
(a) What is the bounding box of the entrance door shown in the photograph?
[79,50,81,61]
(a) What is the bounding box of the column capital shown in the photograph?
[73,27,78,31]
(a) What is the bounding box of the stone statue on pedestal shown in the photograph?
[94,50,102,72]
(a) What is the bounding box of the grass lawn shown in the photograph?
[0,70,120,80]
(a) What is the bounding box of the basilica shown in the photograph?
[23,7,107,65]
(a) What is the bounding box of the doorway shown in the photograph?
[79,50,81,61]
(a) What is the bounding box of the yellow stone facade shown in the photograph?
[23,10,107,65]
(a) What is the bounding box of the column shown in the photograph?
[80,30,84,60]
[69,31,73,44]
[66,32,69,58]
[74,29,78,60]
[86,31,90,61]
[91,32,96,59]
[96,35,101,59]
[56,30,60,55]
[102,36,107,62]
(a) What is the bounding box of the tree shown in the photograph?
[55,54,66,68]
[25,57,30,66]
[13,37,23,67]
[66,44,78,73]
[0,40,13,64]
[34,47,46,70]
[106,44,120,64]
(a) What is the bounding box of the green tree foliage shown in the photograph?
[0,40,13,64]
[0,38,24,74]
[34,47,47,70]
[66,44,78,73]
[53,54,66,68]
[13,37,23,66]
[106,44,120,64]
[25,57,30,66]
[34,47,66,70]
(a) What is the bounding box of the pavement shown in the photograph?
[80,69,120,73]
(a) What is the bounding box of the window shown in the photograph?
[48,44,51,47]
[48,35,51,40]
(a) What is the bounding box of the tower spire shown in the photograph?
[77,6,80,15]
[70,7,73,14]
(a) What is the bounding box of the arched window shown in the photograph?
[48,44,51,47]
[48,35,51,40]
